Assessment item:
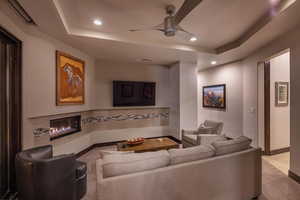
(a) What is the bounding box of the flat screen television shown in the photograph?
[113,81,156,107]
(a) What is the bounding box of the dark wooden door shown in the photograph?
[0,34,9,198]
[0,27,22,199]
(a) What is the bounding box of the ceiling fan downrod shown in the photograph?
[164,5,177,37]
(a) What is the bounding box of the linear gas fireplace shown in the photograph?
[50,115,81,140]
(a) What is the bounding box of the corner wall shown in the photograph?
[180,62,198,132]
[168,63,180,139]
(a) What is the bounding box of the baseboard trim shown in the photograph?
[270,147,290,155]
[289,170,300,184]
[262,147,290,156]
[76,135,181,158]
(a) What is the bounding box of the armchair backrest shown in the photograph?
[15,145,77,200]
[203,120,224,135]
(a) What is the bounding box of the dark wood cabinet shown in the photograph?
[0,27,22,199]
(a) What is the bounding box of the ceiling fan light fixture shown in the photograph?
[189,36,197,42]
[93,19,103,26]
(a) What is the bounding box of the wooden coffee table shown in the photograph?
[117,137,179,153]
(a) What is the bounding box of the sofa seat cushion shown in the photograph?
[212,136,252,156]
[100,150,133,157]
[102,150,170,178]
[75,161,87,178]
[182,134,198,145]
[169,145,215,165]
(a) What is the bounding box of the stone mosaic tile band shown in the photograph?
[33,112,169,137]
[82,112,169,124]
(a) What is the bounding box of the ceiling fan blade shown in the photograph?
[177,26,194,36]
[129,23,164,33]
[174,0,203,25]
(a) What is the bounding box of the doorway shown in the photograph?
[0,27,22,198]
[258,49,290,175]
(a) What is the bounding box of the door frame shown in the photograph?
[264,61,271,155]
[0,26,22,198]
[257,49,290,155]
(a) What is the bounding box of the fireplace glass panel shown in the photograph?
[50,115,81,140]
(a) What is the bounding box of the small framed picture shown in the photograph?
[203,84,226,109]
[275,82,289,107]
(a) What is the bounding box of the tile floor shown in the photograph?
[263,152,290,175]
[78,148,300,200]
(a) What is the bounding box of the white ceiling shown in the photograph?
[2,0,300,68]
[56,0,271,49]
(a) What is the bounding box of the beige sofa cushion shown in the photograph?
[100,150,133,157]
[212,136,252,156]
[102,150,170,178]
[168,145,215,165]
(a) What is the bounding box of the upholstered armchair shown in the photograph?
[182,120,225,148]
[15,145,87,200]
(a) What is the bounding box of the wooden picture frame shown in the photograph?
[275,82,289,107]
[56,51,85,105]
[202,84,226,109]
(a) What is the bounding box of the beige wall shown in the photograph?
[93,60,170,108]
[198,62,244,138]
[241,25,300,176]
[270,52,290,151]
[0,11,97,149]
[168,63,180,139]
[0,10,172,151]
[180,62,198,133]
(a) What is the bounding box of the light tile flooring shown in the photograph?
[78,148,300,200]
[263,152,290,175]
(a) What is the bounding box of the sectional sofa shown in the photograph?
[96,136,262,200]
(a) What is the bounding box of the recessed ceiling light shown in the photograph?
[189,37,197,42]
[211,61,217,65]
[93,19,102,26]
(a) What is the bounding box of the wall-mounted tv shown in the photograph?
[113,81,156,107]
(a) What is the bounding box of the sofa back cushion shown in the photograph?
[212,136,252,156]
[199,120,224,135]
[168,145,215,165]
[102,150,170,178]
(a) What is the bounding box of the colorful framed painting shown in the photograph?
[203,84,226,109]
[56,51,85,105]
[275,82,289,107]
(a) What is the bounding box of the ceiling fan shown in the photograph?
[129,0,203,39]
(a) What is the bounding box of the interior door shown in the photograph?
[0,28,22,199]
[0,35,9,198]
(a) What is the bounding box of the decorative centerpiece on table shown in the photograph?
[126,137,145,146]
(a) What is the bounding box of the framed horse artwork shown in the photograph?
[56,51,85,105]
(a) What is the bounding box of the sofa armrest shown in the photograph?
[182,129,198,135]
[197,127,215,134]
[197,134,227,145]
